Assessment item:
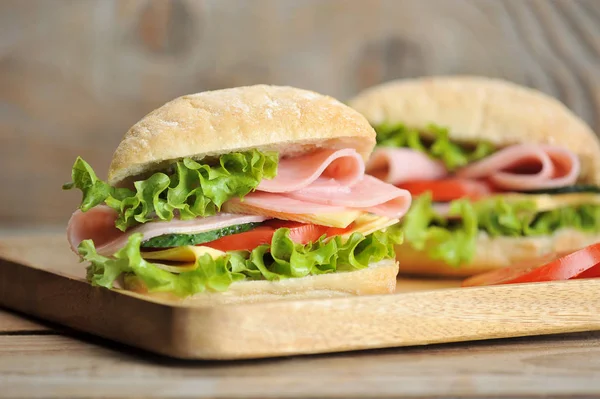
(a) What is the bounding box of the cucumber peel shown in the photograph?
[141,222,262,248]
[522,185,600,195]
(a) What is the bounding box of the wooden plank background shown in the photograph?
[1,306,600,398]
[1,0,600,228]
[0,303,599,398]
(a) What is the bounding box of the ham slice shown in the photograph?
[456,144,580,191]
[288,175,412,218]
[257,148,364,193]
[228,192,351,214]
[365,144,580,192]
[432,202,452,217]
[67,205,269,256]
[366,148,447,185]
[233,176,411,219]
[251,148,411,219]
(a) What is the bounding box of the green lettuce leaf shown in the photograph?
[64,150,278,231]
[469,197,600,237]
[80,234,246,296]
[402,193,478,267]
[473,197,538,237]
[526,205,600,234]
[401,194,600,267]
[79,228,402,297]
[62,157,133,211]
[374,123,495,171]
[475,199,600,237]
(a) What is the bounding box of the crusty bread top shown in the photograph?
[108,85,376,186]
[348,76,600,184]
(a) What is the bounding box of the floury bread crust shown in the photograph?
[124,259,400,304]
[108,85,377,186]
[348,76,600,185]
[395,228,600,277]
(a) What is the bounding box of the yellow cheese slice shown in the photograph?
[141,246,225,273]
[222,201,362,228]
[331,214,400,241]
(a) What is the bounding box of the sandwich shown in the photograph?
[63,85,411,304]
[348,76,600,277]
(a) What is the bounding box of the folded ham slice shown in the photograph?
[366,148,447,185]
[366,144,580,192]
[288,175,412,218]
[456,144,580,191]
[67,206,269,256]
[252,149,412,219]
[228,192,351,214]
[257,148,364,193]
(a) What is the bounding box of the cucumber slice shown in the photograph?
[522,185,600,195]
[141,222,262,248]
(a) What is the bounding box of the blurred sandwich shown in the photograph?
[63,85,411,303]
[349,76,600,277]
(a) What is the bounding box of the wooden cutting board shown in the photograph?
[1,233,599,360]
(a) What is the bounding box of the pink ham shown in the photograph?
[253,148,411,219]
[288,175,412,218]
[234,176,411,219]
[257,148,365,193]
[67,205,122,255]
[432,202,452,217]
[456,144,580,191]
[67,205,269,256]
[228,192,351,214]
[366,148,447,185]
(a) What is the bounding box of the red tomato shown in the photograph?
[324,223,356,237]
[203,221,330,252]
[462,243,600,287]
[398,178,492,202]
[264,219,330,243]
[203,226,275,252]
[286,223,330,244]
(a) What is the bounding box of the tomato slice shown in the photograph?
[325,222,356,237]
[203,221,330,252]
[203,226,276,252]
[573,263,600,279]
[398,178,492,202]
[286,223,330,244]
[462,243,600,287]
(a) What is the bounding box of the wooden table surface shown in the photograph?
[2,1,600,396]
[2,307,600,398]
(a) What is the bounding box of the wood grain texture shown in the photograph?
[2,332,600,398]
[1,234,600,360]
[0,309,51,333]
[1,0,599,227]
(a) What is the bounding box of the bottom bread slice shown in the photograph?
[125,259,400,305]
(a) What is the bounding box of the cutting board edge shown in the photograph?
[3,256,600,360]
